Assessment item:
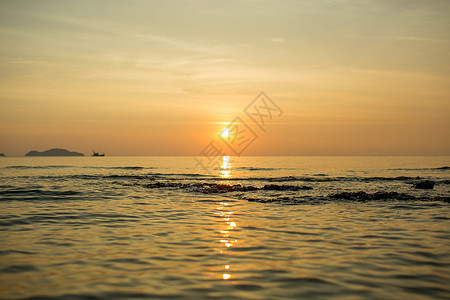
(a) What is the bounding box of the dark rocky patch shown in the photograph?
[413,180,435,189]
[141,181,312,194]
[329,191,416,202]
[262,184,313,191]
[190,183,258,193]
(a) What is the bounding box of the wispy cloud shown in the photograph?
[270,37,285,43]
[132,33,226,55]
[349,33,450,44]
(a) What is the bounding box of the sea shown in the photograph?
[0,156,449,299]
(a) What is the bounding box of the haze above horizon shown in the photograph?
[1,0,449,156]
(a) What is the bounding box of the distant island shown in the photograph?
[0,153,5,157]
[25,148,84,156]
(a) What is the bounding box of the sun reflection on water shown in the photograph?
[215,198,239,280]
[214,156,240,280]
[219,156,232,179]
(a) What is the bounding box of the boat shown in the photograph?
[91,150,105,157]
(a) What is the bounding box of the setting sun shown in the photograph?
[220,128,230,138]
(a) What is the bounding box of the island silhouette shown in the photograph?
[25,148,84,156]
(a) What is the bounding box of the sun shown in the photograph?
[220,128,230,138]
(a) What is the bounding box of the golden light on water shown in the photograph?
[215,200,239,280]
[222,156,230,167]
[219,156,232,179]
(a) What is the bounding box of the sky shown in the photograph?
[0,0,449,156]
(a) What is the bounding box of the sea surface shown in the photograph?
[0,156,449,299]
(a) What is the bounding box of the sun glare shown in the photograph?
[219,155,232,179]
[220,128,230,138]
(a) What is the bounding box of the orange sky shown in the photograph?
[1,0,449,156]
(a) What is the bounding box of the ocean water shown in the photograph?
[0,156,449,299]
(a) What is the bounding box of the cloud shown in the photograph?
[270,37,285,43]
[132,33,226,54]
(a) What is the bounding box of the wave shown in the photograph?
[236,167,279,171]
[7,173,445,184]
[436,166,450,170]
[0,188,81,196]
[155,173,216,178]
[1,181,448,204]
[103,166,148,170]
[0,212,141,227]
[388,166,449,171]
[135,181,449,203]
[142,182,313,193]
[329,191,417,201]
[3,165,73,169]
[229,176,424,183]
[330,191,450,203]
[138,175,425,183]
[106,174,158,180]
[241,191,450,205]
[0,188,83,201]
[2,165,153,170]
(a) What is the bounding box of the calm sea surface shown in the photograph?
[0,156,449,299]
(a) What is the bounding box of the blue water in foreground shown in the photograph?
[0,156,449,299]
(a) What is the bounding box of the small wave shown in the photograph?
[105,174,157,180]
[328,191,448,203]
[85,166,155,170]
[388,166,449,171]
[108,172,213,179]
[261,184,313,191]
[144,182,258,193]
[251,176,334,182]
[99,166,147,170]
[329,191,416,201]
[6,172,430,184]
[0,188,82,201]
[1,264,38,273]
[0,250,36,256]
[3,165,72,170]
[164,173,216,178]
[0,188,81,196]
[0,212,141,226]
[241,191,450,205]
[27,292,184,299]
[436,166,450,170]
[258,176,420,183]
[2,165,154,171]
[237,167,279,171]
[142,181,313,194]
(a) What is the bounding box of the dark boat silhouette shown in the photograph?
[91,150,105,157]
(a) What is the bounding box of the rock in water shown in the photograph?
[413,180,435,189]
